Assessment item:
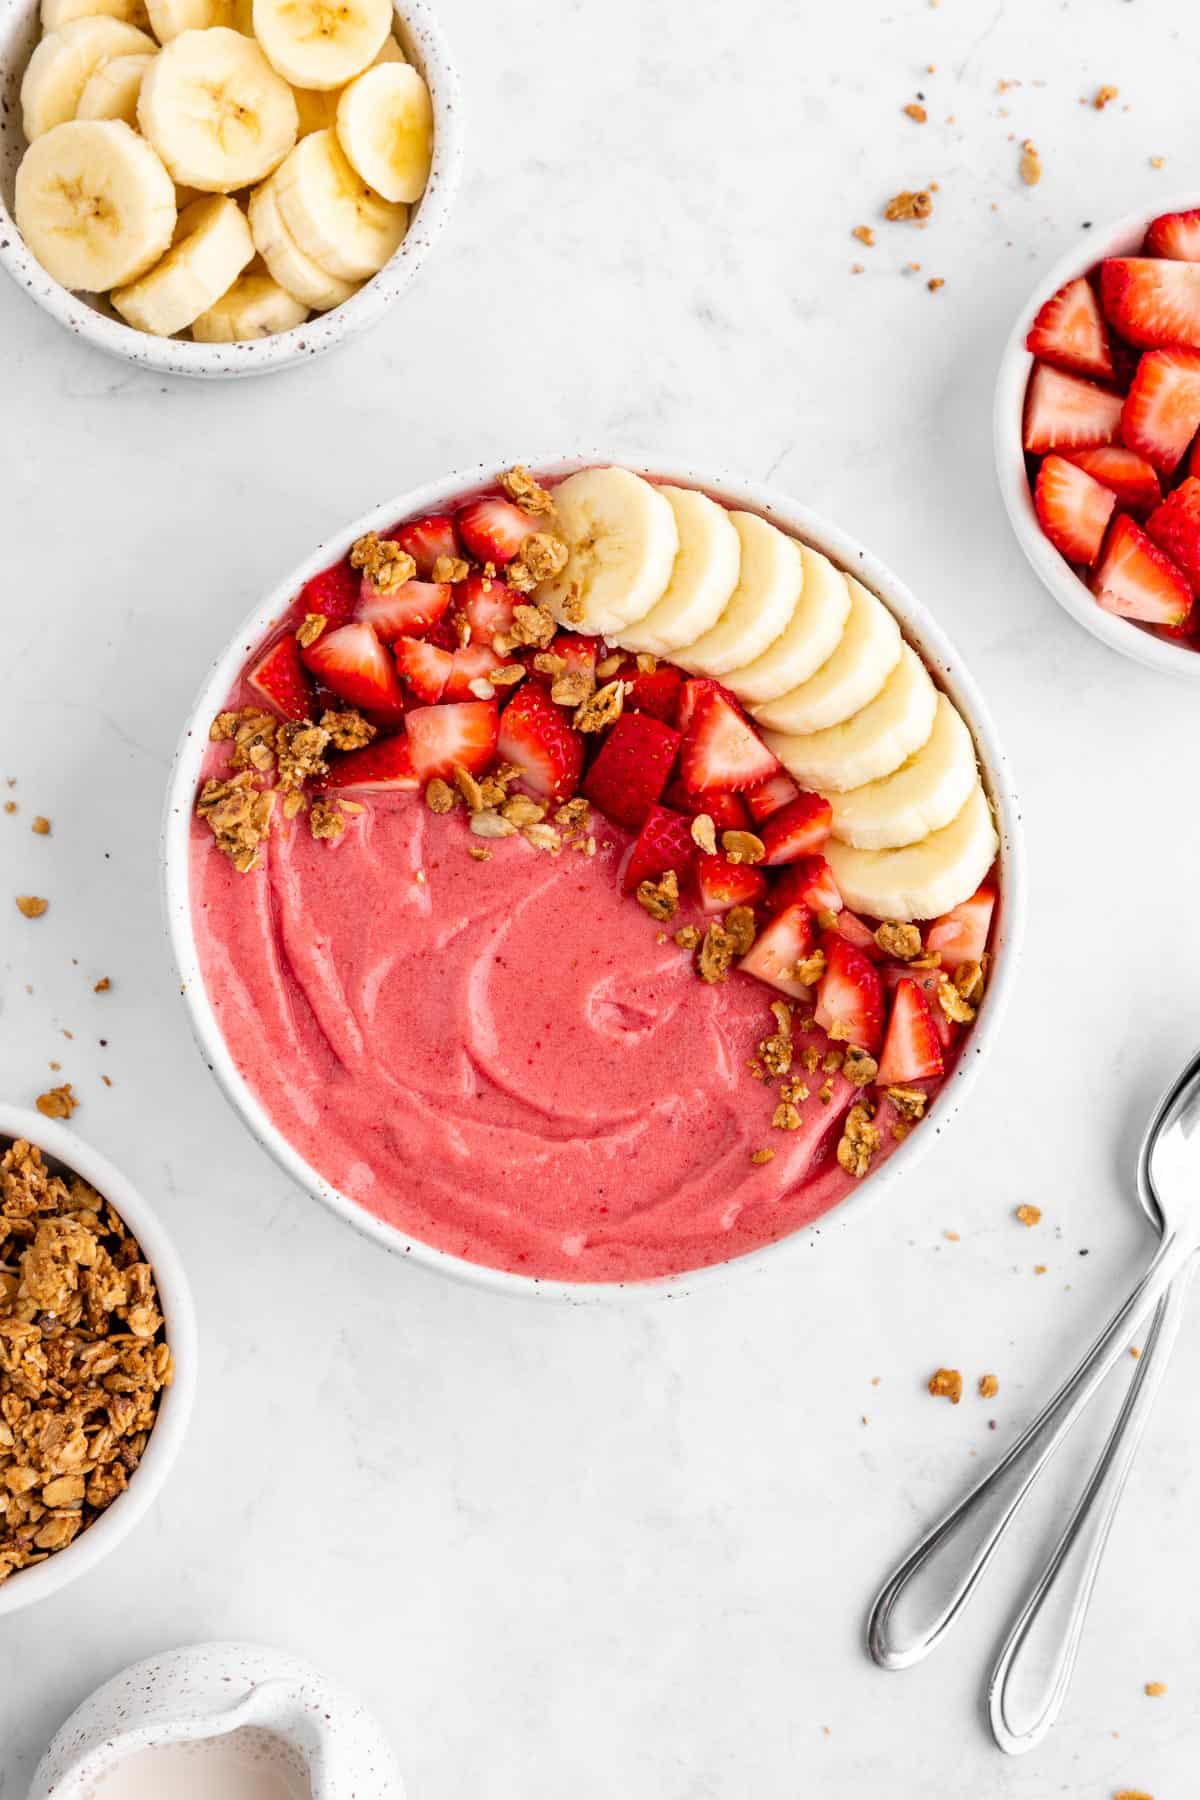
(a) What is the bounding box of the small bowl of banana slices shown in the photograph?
[0,0,461,375]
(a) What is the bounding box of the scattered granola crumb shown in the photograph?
[674,925,702,951]
[101,1074,112,1088]
[690,813,717,854]
[928,1367,962,1404]
[1150,155,1165,169]
[841,1046,878,1088]
[498,464,555,515]
[1034,1264,1048,1276]
[2,801,15,814]
[637,871,679,921]
[883,189,933,222]
[308,798,345,841]
[772,1102,802,1131]
[979,1374,999,1399]
[1016,1204,1042,1228]
[887,1086,928,1122]
[903,102,927,123]
[851,262,865,274]
[469,846,491,862]
[500,793,546,829]
[469,811,517,841]
[1093,84,1119,109]
[937,975,975,1025]
[431,554,470,584]
[1114,1792,1154,1800]
[793,949,827,988]
[875,920,922,961]
[722,829,765,865]
[852,224,876,246]
[424,778,457,815]
[15,896,48,919]
[1019,140,1042,185]
[31,816,50,835]
[93,978,110,993]
[350,531,415,594]
[927,277,945,291]
[837,1101,880,1175]
[1144,1682,1167,1698]
[296,612,326,648]
[723,905,756,956]
[36,1083,77,1119]
[1130,1346,1141,1360]
[320,709,375,752]
[574,679,624,734]
[750,1148,776,1165]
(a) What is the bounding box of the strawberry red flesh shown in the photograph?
[663,776,751,831]
[745,769,800,823]
[1091,514,1193,627]
[737,902,816,999]
[319,733,419,794]
[1146,209,1200,262]
[247,634,314,722]
[815,936,884,1054]
[759,791,834,865]
[457,573,517,645]
[1145,476,1200,594]
[926,881,996,972]
[442,642,506,701]
[583,712,680,830]
[496,681,585,801]
[1062,446,1162,517]
[621,805,695,895]
[387,514,460,578]
[1119,349,1200,474]
[679,687,779,794]
[456,495,538,565]
[828,908,882,958]
[297,558,359,627]
[694,851,768,915]
[1101,257,1200,351]
[621,661,684,724]
[1025,276,1114,381]
[302,621,406,722]
[405,700,499,782]
[394,635,453,704]
[676,676,740,734]
[877,978,945,1084]
[357,578,452,642]
[1023,362,1123,454]
[1034,454,1116,565]
[766,854,842,918]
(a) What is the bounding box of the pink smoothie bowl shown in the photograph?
[161,453,1027,1301]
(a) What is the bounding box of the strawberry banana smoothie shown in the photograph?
[190,465,1000,1282]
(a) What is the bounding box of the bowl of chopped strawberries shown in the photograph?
[996,196,1200,675]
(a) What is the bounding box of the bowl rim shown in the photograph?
[161,450,1027,1302]
[0,0,463,379]
[0,1105,198,1614]
[994,189,1200,679]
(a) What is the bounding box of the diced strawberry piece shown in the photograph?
[767,854,843,918]
[496,681,585,801]
[394,635,453,704]
[457,573,517,645]
[1145,476,1200,594]
[877,978,945,1084]
[694,851,768,915]
[1091,514,1193,628]
[621,661,684,724]
[247,634,313,722]
[1146,208,1200,262]
[830,909,881,957]
[301,622,406,722]
[357,578,452,642]
[926,881,996,972]
[405,700,499,782]
[1101,257,1200,351]
[583,712,680,830]
[387,514,460,578]
[621,805,695,895]
[737,903,816,999]
[745,769,800,823]
[759,791,834,865]
[456,495,538,565]
[1120,349,1200,474]
[443,642,506,701]
[297,558,359,626]
[1062,446,1162,517]
[663,777,751,831]
[1033,454,1116,565]
[880,962,957,1051]
[1025,276,1114,381]
[553,634,598,681]
[676,676,739,734]
[320,733,419,794]
[679,688,779,794]
[1023,363,1123,454]
[814,936,884,1054]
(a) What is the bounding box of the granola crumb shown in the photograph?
[1150,155,1165,169]
[903,102,927,122]
[937,975,975,1025]
[852,223,875,246]
[944,1229,960,1242]
[928,1367,963,1404]
[1034,1263,1047,1276]
[469,811,517,841]
[674,925,702,951]
[875,920,922,960]
[721,829,765,865]
[723,905,756,956]
[883,189,933,222]
[350,532,415,594]
[491,663,526,689]
[772,1102,802,1131]
[887,1085,928,1122]
[31,816,50,836]
[842,1046,879,1088]
[498,465,555,515]
[36,1083,77,1119]
[431,554,470,584]
[978,1374,999,1399]
[1130,1346,1141,1360]
[1144,1682,1167,1698]
[2,801,15,814]
[792,949,827,988]
[15,896,48,919]
[1093,84,1119,109]
[1019,139,1042,185]
[296,612,326,648]
[1016,1204,1042,1228]
[320,709,375,752]
[837,1100,879,1173]
[749,1148,775,1165]
[468,846,491,862]
[500,793,546,828]
[308,798,345,841]
[696,917,739,982]
[93,978,110,993]
[424,778,457,815]
[574,679,624,734]
[927,277,945,291]
[637,871,679,922]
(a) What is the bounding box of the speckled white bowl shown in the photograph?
[0,1105,197,1615]
[162,452,1026,1302]
[0,0,462,378]
[995,193,1200,679]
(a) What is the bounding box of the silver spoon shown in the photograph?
[867,1050,1200,1672]
[987,1052,1200,1751]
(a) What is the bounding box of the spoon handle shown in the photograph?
[988,1271,1190,1753]
[866,1231,1183,1670]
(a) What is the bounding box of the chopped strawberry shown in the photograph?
[1091,513,1193,628]
[1033,454,1116,565]
[814,937,884,1054]
[1145,477,1200,594]
[301,622,406,722]
[926,881,996,972]
[456,495,538,565]
[357,578,452,642]
[621,661,684,724]
[1146,208,1200,262]
[877,978,945,1085]
[529,632,598,689]
[676,676,739,734]
[737,903,816,999]
[621,805,694,895]
[1119,349,1200,474]
[297,558,359,627]
[1101,257,1200,351]
[745,769,800,823]
[583,712,680,830]
[694,851,768,915]
[496,681,584,801]
[1023,363,1123,454]
[457,573,517,645]
[442,642,506,700]
[387,514,460,578]
[679,687,779,794]
[405,700,499,782]
[247,634,313,722]
[1062,446,1162,517]
[759,791,834,865]
[1025,276,1114,381]
[880,963,957,1051]
[320,733,419,794]
[394,635,453,704]
[767,854,842,918]
[663,777,752,831]
[829,909,881,958]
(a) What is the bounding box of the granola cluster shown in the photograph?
[424,765,596,862]
[0,1140,173,1584]
[200,706,377,870]
[350,531,416,594]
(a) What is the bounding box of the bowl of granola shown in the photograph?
[0,1106,196,1613]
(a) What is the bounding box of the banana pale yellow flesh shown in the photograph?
[825,784,998,921]
[75,50,153,123]
[251,0,391,90]
[15,117,176,290]
[723,544,852,706]
[749,577,901,736]
[614,485,741,656]
[335,61,432,205]
[21,15,156,139]
[674,511,803,676]
[112,190,253,332]
[41,0,148,31]
[191,268,308,337]
[537,467,680,638]
[146,0,231,40]
[138,28,298,192]
[763,644,937,794]
[273,126,407,281]
[247,171,359,309]
[827,692,979,851]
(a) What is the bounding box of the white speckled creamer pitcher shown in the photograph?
[28,1642,403,1800]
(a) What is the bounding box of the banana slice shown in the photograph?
[763,645,937,794]
[675,513,802,676]
[75,49,152,122]
[535,467,679,637]
[335,62,432,204]
[146,0,232,40]
[247,171,358,308]
[750,577,901,735]
[828,694,978,850]
[825,784,998,921]
[15,118,175,289]
[722,546,852,706]
[252,0,390,90]
[614,486,741,656]
[292,81,338,136]
[41,0,148,31]
[21,16,155,139]
[191,268,308,337]
[138,28,297,191]
[112,191,253,332]
[273,127,406,280]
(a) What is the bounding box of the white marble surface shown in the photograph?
[2,0,1200,1794]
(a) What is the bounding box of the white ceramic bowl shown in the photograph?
[995,193,1200,678]
[162,452,1026,1301]
[0,0,462,378]
[0,1106,197,1614]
